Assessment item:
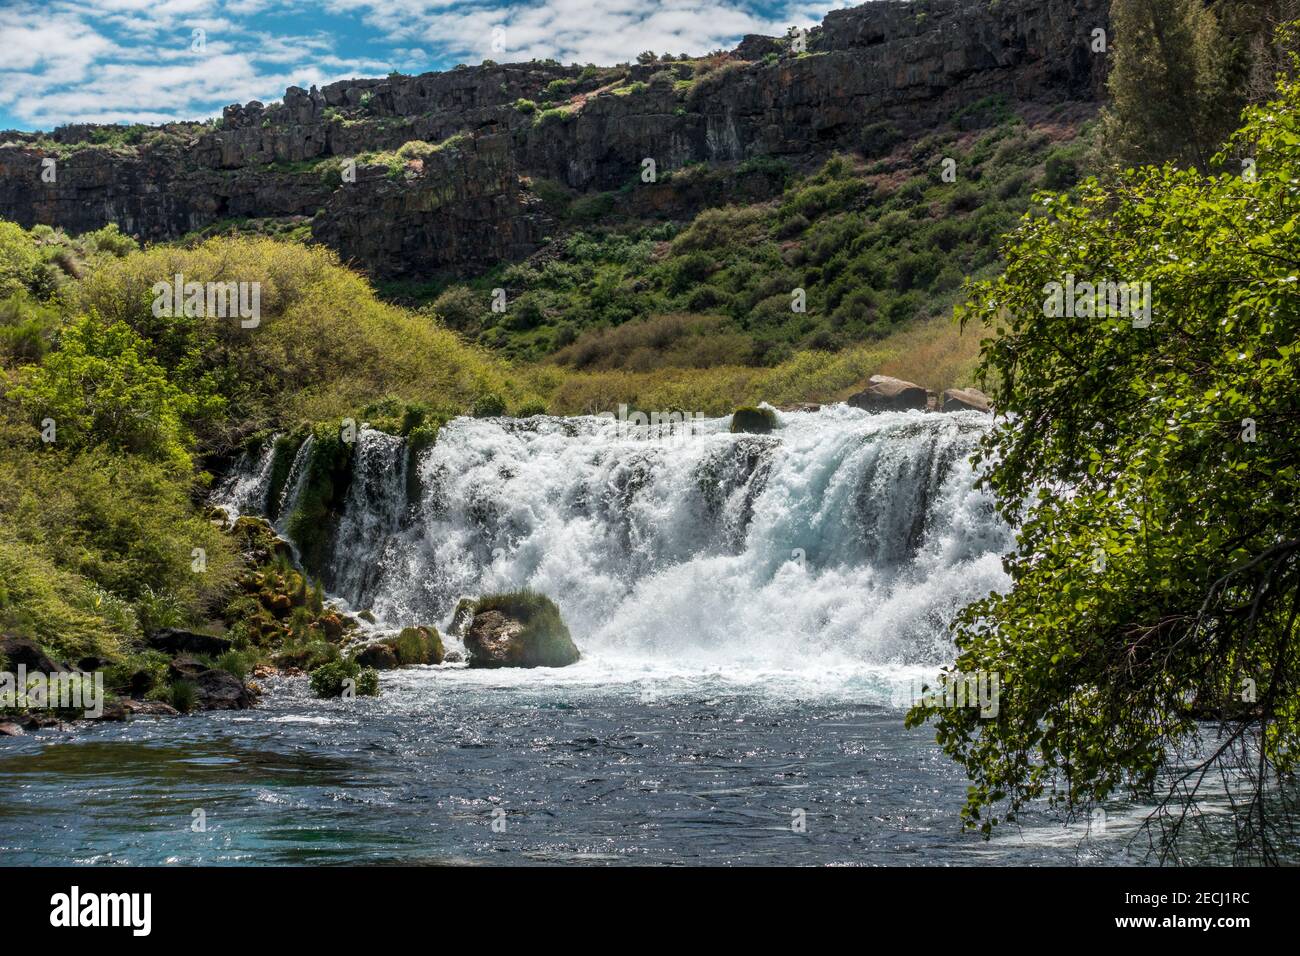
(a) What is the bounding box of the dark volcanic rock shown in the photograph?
[167,655,207,682]
[0,635,68,674]
[193,668,254,710]
[147,629,233,657]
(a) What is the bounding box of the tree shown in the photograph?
[0,221,43,300]
[910,32,1300,863]
[9,314,201,467]
[1097,0,1241,170]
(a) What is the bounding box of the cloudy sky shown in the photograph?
[0,0,848,131]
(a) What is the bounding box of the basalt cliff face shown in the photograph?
[0,0,1109,279]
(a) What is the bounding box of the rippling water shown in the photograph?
[0,663,1144,866]
[0,408,1162,865]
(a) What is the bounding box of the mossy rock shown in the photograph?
[450,598,477,636]
[464,591,579,668]
[384,625,444,665]
[264,434,304,521]
[354,642,399,670]
[729,405,777,434]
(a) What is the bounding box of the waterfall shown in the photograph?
[327,427,409,600]
[212,406,1011,668]
[212,435,279,522]
[356,406,1008,667]
[273,434,315,536]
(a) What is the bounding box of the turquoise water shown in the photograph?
[0,663,1143,866]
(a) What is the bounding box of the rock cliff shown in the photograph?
[0,0,1109,278]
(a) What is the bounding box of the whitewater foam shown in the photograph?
[218,405,1010,682]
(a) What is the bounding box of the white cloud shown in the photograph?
[0,0,839,129]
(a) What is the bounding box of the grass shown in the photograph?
[538,315,987,416]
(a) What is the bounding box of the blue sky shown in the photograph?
[0,0,848,131]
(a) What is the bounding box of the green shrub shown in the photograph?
[309,658,380,698]
[169,680,197,713]
[471,391,507,417]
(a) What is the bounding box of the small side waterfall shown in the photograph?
[212,435,280,522]
[327,427,409,602]
[215,406,1011,669]
[273,434,314,534]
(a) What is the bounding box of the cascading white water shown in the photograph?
[328,427,409,602]
[273,434,314,534]
[213,434,280,522]
[215,406,1011,674]
[352,406,1010,669]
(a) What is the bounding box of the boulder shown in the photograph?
[941,387,993,413]
[121,699,181,718]
[147,628,233,657]
[126,667,157,697]
[384,626,445,665]
[0,721,24,736]
[729,406,777,434]
[167,655,207,682]
[464,593,580,668]
[0,635,68,674]
[846,375,929,412]
[355,642,399,670]
[193,669,254,710]
[262,592,293,615]
[318,613,346,641]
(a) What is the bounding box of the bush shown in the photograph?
[8,315,200,467]
[72,236,527,435]
[1044,152,1080,190]
[387,625,444,665]
[309,658,380,698]
[0,221,43,299]
[169,680,197,713]
[471,391,507,417]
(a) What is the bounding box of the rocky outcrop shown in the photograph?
[167,655,255,710]
[0,635,69,674]
[146,628,233,657]
[354,642,399,670]
[0,0,1109,278]
[463,594,580,668]
[730,406,777,434]
[942,386,993,412]
[848,375,930,412]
